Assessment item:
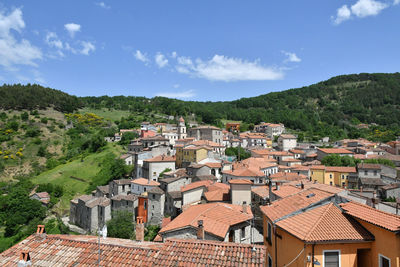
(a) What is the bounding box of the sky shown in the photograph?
[0,0,399,101]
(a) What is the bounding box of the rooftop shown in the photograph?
[340,201,400,232]
[0,234,266,266]
[131,178,160,186]
[144,155,176,162]
[159,203,253,239]
[276,202,374,243]
[181,180,212,193]
[251,186,269,199]
[318,148,354,154]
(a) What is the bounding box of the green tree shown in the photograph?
[20,112,29,121]
[119,132,139,145]
[107,211,135,239]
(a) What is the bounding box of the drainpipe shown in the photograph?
[312,243,315,267]
[274,225,278,267]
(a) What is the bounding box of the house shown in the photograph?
[0,230,266,266]
[202,182,230,203]
[277,134,297,151]
[241,157,279,176]
[358,163,382,179]
[240,132,268,148]
[158,202,254,244]
[310,165,357,188]
[175,144,211,168]
[181,180,212,206]
[131,178,160,195]
[316,147,354,161]
[222,164,266,184]
[30,192,50,205]
[289,148,306,159]
[188,125,223,144]
[225,122,240,132]
[142,155,176,181]
[110,194,137,217]
[254,122,285,138]
[140,135,170,148]
[109,179,132,196]
[119,153,133,165]
[147,186,165,226]
[69,195,111,233]
[229,179,252,205]
[161,131,179,145]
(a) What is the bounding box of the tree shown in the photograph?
[225,147,251,160]
[107,211,135,239]
[20,112,29,121]
[120,132,139,145]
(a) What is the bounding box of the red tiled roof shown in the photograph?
[279,134,296,139]
[204,183,230,202]
[35,192,50,199]
[289,149,305,154]
[325,166,357,173]
[131,178,160,186]
[270,172,307,181]
[271,185,302,198]
[229,179,253,185]
[204,162,222,168]
[181,180,212,192]
[318,148,354,154]
[276,203,374,243]
[0,234,266,266]
[357,163,381,170]
[153,239,265,266]
[223,167,264,177]
[340,201,400,232]
[251,186,269,198]
[144,155,176,162]
[261,188,334,222]
[159,203,253,239]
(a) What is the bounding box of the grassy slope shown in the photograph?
[31,142,123,215]
[79,107,131,122]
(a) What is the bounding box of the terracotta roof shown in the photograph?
[252,149,273,155]
[190,140,224,148]
[358,178,386,186]
[222,167,264,177]
[181,180,212,192]
[280,158,302,162]
[111,194,138,201]
[153,239,265,266]
[340,201,400,232]
[204,162,222,168]
[271,185,302,199]
[179,116,185,122]
[241,157,277,169]
[357,163,381,170]
[131,178,160,186]
[251,186,269,199]
[119,154,132,160]
[276,203,374,243]
[203,183,230,202]
[96,185,109,194]
[195,175,218,181]
[270,172,307,181]
[34,192,50,199]
[306,153,317,157]
[291,165,311,171]
[289,149,305,154]
[325,166,357,173]
[159,176,186,184]
[310,165,326,170]
[318,148,354,154]
[159,203,253,239]
[85,197,110,208]
[261,188,335,222]
[144,155,176,162]
[0,234,266,267]
[229,179,253,185]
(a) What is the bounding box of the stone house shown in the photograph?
[110,194,137,218]
[188,126,223,144]
[358,163,382,179]
[30,192,50,206]
[254,123,285,138]
[119,154,134,165]
[131,178,160,195]
[165,191,182,218]
[147,187,165,226]
[277,134,297,151]
[142,155,176,181]
[109,179,132,197]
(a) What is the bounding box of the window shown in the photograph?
[241,227,246,239]
[122,185,125,192]
[266,222,272,245]
[330,182,333,186]
[324,250,340,267]
[374,170,377,176]
[144,187,146,192]
[379,254,390,267]
[329,174,333,179]
[152,194,155,199]
[342,182,345,188]
[364,170,368,176]
[341,175,345,179]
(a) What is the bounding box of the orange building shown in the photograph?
[225,122,241,132]
[260,189,400,267]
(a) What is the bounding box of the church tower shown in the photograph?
[177,116,187,139]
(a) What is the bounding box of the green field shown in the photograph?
[79,108,131,122]
[31,142,123,214]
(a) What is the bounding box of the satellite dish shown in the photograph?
[101,225,107,239]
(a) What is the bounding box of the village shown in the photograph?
[53,116,400,266]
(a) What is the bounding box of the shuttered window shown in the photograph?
[324,251,339,267]
[379,255,390,267]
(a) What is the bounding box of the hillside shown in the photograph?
[81,73,400,141]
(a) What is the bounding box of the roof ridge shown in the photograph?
[343,201,400,220]
[303,203,333,240]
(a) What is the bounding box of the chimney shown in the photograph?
[17,251,31,267]
[36,225,45,234]
[275,182,280,190]
[197,220,204,240]
[242,201,248,214]
[300,181,304,189]
[136,217,144,242]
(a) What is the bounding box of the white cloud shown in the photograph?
[176,54,283,82]
[394,0,400,5]
[171,51,177,58]
[155,52,168,68]
[333,5,352,24]
[80,41,95,55]
[155,89,195,99]
[173,83,180,88]
[45,32,63,49]
[95,2,110,9]
[333,0,389,24]
[64,23,81,37]
[282,51,301,63]
[351,0,388,17]
[134,50,149,63]
[0,8,42,68]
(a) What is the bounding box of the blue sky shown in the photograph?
[0,1,399,101]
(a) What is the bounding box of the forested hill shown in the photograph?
[81,73,400,140]
[2,73,400,140]
[0,84,82,112]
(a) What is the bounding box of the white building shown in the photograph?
[131,178,160,195]
[277,134,297,151]
[142,155,176,182]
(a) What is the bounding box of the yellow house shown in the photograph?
[175,144,210,168]
[261,189,400,267]
[311,165,356,188]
